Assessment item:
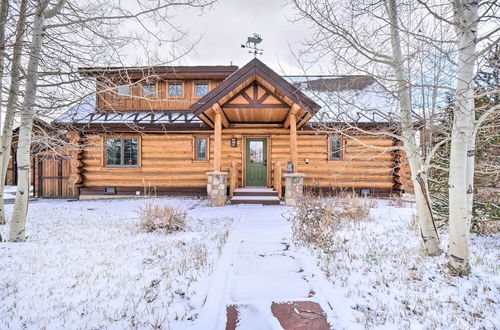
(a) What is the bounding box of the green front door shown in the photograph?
[246,138,267,186]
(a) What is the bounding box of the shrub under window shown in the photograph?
[106,138,138,166]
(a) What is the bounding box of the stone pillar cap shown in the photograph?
[206,171,229,175]
[283,173,305,177]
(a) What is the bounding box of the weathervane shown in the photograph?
[241,33,263,58]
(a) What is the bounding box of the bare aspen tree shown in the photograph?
[6,0,215,240]
[290,0,442,255]
[447,0,479,275]
[9,0,66,241]
[0,0,28,225]
[0,0,8,130]
[385,0,441,255]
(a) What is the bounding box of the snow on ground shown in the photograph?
[0,197,498,329]
[0,197,233,329]
[290,199,499,330]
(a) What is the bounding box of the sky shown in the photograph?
[125,0,315,75]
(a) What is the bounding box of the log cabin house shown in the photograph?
[39,58,410,204]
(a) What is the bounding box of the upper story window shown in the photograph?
[106,138,138,166]
[329,137,343,160]
[195,137,207,160]
[168,82,183,97]
[116,84,130,96]
[142,83,156,97]
[195,82,209,97]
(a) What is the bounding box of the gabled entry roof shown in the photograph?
[190,58,321,126]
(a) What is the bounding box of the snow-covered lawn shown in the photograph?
[292,199,499,329]
[0,196,498,329]
[0,198,233,329]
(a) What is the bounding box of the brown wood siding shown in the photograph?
[80,130,397,194]
[97,79,223,111]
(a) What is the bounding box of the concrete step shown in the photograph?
[234,187,278,196]
[230,195,280,205]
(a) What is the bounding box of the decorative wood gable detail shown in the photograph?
[222,82,289,109]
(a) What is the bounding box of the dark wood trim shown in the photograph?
[222,104,289,109]
[37,157,43,197]
[58,159,63,196]
[79,65,238,78]
[79,186,206,196]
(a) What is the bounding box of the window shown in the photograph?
[142,83,156,97]
[194,82,209,97]
[195,137,207,160]
[168,82,183,97]
[360,188,373,197]
[329,137,343,160]
[106,138,138,166]
[116,85,130,96]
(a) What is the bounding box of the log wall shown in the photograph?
[79,129,400,196]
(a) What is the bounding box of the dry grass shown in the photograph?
[387,193,405,208]
[139,200,187,233]
[285,192,373,251]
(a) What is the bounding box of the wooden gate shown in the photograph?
[37,155,73,198]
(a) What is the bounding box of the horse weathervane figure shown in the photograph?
[241,33,263,58]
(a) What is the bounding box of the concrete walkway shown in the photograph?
[190,204,331,329]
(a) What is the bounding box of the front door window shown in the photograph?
[249,141,264,163]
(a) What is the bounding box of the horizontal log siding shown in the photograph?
[80,130,396,193]
[82,134,213,189]
[295,134,395,189]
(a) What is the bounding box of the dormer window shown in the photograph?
[168,82,183,97]
[195,82,209,97]
[142,83,156,97]
[116,84,130,96]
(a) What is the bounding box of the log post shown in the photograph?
[229,161,238,198]
[289,113,297,172]
[214,110,222,171]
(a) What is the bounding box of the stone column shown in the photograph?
[284,173,305,206]
[207,171,228,207]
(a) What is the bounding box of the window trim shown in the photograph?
[103,136,141,168]
[194,81,210,97]
[142,82,157,98]
[167,81,184,98]
[116,84,131,97]
[328,136,343,160]
[193,136,209,161]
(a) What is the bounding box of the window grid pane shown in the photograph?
[195,83,209,96]
[116,85,130,96]
[106,138,138,166]
[123,139,138,165]
[168,83,182,96]
[196,138,207,160]
[142,83,156,97]
[106,138,122,165]
[330,138,342,159]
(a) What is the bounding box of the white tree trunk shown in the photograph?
[386,0,440,255]
[8,11,44,242]
[8,0,66,241]
[0,0,27,225]
[448,0,478,275]
[0,0,8,131]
